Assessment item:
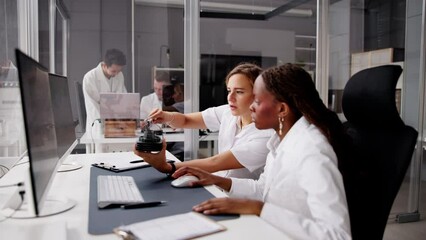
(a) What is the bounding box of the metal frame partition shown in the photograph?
[48,0,70,75]
[183,0,200,160]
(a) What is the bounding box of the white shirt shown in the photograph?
[172,101,185,113]
[140,92,162,120]
[230,117,351,239]
[202,105,273,179]
[82,63,127,134]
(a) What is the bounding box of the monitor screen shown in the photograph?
[15,49,60,216]
[48,73,78,161]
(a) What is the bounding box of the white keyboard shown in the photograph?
[97,175,145,208]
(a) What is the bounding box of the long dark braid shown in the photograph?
[261,63,351,169]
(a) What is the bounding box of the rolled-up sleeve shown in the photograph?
[230,136,270,172]
[201,105,228,131]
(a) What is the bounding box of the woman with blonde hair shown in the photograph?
[135,63,273,180]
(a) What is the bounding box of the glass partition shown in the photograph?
[197,0,317,158]
[54,2,69,76]
[0,0,26,177]
[134,1,185,99]
[55,7,64,75]
[39,0,49,68]
[134,0,186,159]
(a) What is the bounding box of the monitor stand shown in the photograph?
[1,196,76,219]
[57,162,82,172]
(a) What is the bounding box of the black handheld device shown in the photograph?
[135,120,163,152]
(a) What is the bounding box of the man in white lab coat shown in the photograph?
[82,49,127,135]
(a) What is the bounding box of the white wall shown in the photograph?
[224,28,295,65]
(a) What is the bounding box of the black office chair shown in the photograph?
[75,81,87,133]
[341,65,418,239]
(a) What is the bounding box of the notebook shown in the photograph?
[113,212,226,240]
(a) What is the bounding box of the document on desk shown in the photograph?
[114,212,226,240]
[91,151,176,172]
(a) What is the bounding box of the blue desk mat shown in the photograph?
[88,166,239,235]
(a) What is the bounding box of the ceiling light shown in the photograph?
[135,0,313,18]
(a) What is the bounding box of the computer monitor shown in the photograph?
[3,49,75,218]
[48,73,80,172]
[99,92,140,120]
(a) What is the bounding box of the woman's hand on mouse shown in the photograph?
[172,166,232,191]
[193,198,264,216]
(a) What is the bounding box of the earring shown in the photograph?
[278,116,284,136]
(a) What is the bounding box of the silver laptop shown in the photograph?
[100,93,140,120]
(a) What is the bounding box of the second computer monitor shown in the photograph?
[48,73,78,161]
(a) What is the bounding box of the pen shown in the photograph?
[130,159,173,165]
[121,201,167,209]
[130,159,144,164]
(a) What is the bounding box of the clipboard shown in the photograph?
[90,151,177,173]
[91,161,149,172]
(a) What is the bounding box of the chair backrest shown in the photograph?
[75,81,86,133]
[341,65,418,239]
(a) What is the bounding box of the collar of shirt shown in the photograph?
[267,116,310,157]
[235,120,260,139]
[235,116,243,135]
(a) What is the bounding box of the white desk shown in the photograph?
[0,152,288,239]
[79,131,219,155]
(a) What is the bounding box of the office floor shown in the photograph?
[383,178,426,240]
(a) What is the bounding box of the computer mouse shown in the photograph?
[171,175,200,188]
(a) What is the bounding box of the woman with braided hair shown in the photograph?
[173,63,352,239]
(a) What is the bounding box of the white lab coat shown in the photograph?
[172,101,185,113]
[82,63,127,135]
[140,93,161,120]
[202,105,273,179]
[230,117,351,239]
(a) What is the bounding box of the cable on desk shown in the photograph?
[90,119,102,148]
[0,185,25,222]
[8,150,29,171]
[0,182,24,188]
[1,151,29,178]
[0,165,9,178]
[11,160,29,167]
[0,150,27,178]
